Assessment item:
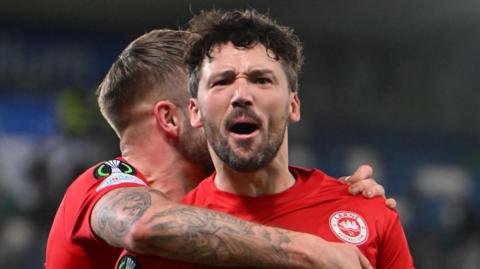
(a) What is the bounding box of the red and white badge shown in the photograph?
[329,211,368,245]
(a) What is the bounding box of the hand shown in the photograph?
[313,241,373,269]
[339,164,397,209]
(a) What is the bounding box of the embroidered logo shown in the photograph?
[95,160,146,192]
[329,211,368,245]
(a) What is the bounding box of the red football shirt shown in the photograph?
[45,158,149,269]
[116,166,414,269]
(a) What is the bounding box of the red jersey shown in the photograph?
[45,158,149,269]
[116,166,414,269]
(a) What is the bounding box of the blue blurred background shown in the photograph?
[0,0,479,268]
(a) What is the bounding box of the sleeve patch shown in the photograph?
[96,173,147,192]
[94,159,137,180]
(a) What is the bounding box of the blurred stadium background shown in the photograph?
[1,0,479,268]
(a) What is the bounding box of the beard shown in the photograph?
[202,107,288,172]
[178,116,214,176]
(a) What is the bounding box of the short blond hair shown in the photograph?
[97,29,189,137]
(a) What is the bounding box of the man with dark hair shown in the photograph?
[114,10,410,269]
[46,29,393,269]
[183,9,414,268]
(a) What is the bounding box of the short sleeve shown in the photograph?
[377,208,415,268]
[69,159,149,244]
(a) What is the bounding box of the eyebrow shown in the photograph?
[209,70,236,80]
[209,68,275,78]
[206,68,278,86]
[206,70,236,86]
[247,68,275,77]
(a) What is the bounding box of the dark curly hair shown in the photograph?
[185,9,304,98]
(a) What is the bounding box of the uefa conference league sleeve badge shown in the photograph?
[94,159,147,192]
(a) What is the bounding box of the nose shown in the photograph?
[231,76,253,108]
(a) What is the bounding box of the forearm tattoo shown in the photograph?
[94,188,295,267]
[141,205,292,267]
[92,188,153,246]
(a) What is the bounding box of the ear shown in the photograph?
[188,98,203,128]
[153,100,181,137]
[288,92,301,122]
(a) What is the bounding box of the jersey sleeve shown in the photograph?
[69,159,149,244]
[377,208,415,268]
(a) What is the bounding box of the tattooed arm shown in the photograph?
[92,187,371,268]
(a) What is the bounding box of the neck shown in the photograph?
[120,129,203,201]
[213,133,294,196]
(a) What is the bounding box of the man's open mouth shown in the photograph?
[229,122,259,135]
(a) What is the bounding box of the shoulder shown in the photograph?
[336,194,396,235]
[291,166,349,194]
[294,166,391,212]
[66,157,148,195]
[290,166,342,184]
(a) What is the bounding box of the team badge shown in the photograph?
[95,160,147,192]
[329,211,368,245]
[117,255,141,269]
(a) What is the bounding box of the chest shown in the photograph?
[246,200,382,267]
